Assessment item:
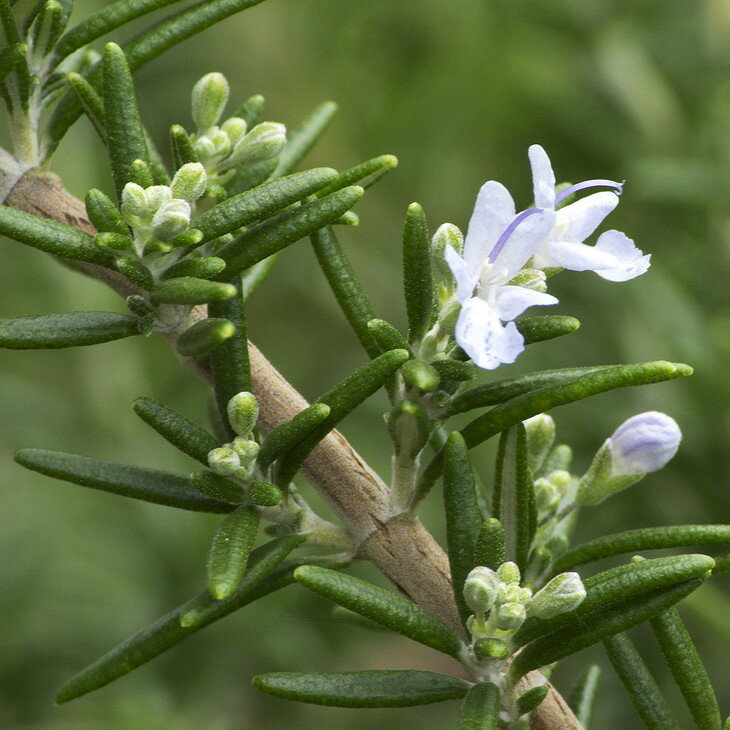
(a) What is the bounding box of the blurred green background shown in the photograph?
[2,0,730,727]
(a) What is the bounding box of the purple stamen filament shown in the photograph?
[488,207,542,262]
[555,179,624,205]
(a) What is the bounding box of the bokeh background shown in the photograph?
[1,0,729,727]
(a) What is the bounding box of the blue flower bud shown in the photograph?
[609,411,681,476]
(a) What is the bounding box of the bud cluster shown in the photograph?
[207,393,260,482]
[121,163,207,254]
[190,73,287,187]
[463,561,585,652]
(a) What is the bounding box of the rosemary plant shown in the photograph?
[0,1,727,728]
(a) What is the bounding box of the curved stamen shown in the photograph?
[554,179,624,205]
[488,207,542,262]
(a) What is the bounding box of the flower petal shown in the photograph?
[495,285,558,321]
[561,191,618,242]
[492,208,557,281]
[593,230,651,282]
[547,239,617,272]
[463,181,516,272]
[455,297,525,370]
[444,244,478,302]
[528,145,556,209]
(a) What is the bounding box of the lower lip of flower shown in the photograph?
[554,179,624,205]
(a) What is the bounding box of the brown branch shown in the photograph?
[3,169,582,730]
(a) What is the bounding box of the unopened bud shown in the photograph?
[497,561,521,586]
[508,268,547,293]
[231,122,286,165]
[151,199,191,241]
[120,182,147,218]
[170,162,207,202]
[495,602,526,631]
[523,413,555,474]
[227,392,259,436]
[528,572,586,619]
[463,566,499,614]
[534,478,560,513]
[609,411,681,475]
[192,72,229,131]
[432,223,463,276]
[207,446,241,476]
[145,185,173,211]
[231,437,260,466]
[221,116,248,145]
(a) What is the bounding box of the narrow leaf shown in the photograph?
[567,665,601,729]
[516,685,548,716]
[258,403,331,470]
[207,506,260,600]
[458,682,500,730]
[176,317,235,357]
[603,633,681,730]
[516,315,580,344]
[492,425,534,574]
[170,123,198,168]
[55,535,303,703]
[444,432,482,626]
[150,277,237,305]
[316,154,398,197]
[553,525,730,573]
[651,607,722,729]
[14,448,232,513]
[216,186,364,277]
[0,204,110,264]
[0,311,141,349]
[85,189,127,236]
[294,565,462,657]
[273,101,338,177]
[240,253,279,300]
[275,349,409,486]
[102,42,149,200]
[191,470,244,504]
[0,43,27,85]
[234,93,264,126]
[133,397,219,465]
[402,202,433,343]
[67,72,105,140]
[162,256,226,280]
[474,519,506,571]
[509,577,706,681]
[367,318,412,355]
[431,359,477,383]
[310,226,378,357]
[194,168,338,242]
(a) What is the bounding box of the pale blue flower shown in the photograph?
[528,145,650,281]
[609,411,682,475]
[444,181,557,369]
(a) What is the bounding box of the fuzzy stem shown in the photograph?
[2,168,582,730]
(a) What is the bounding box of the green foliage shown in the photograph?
[458,683,500,729]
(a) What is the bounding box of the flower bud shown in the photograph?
[145,185,173,211]
[528,572,586,619]
[207,446,241,476]
[192,72,229,131]
[609,411,681,475]
[221,116,248,145]
[231,122,286,165]
[495,602,526,631]
[497,561,521,586]
[524,413,555,474]
[151,199,191,241]
[463,566,500,614]
[194,135,216,161]
[507,268,548,292]
[432,223,463,276]
[227,392,259,436]
[231,437,260,466]
[534,478,560,513]
[170,162,207,202]
[120,182,147,218]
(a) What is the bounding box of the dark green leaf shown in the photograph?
[240,253,279,299]
[248,480,283,507]
[67,71,105,140]
[568,665,601,729]
[431,359,477,383]
[402,202,433,343]
[516,315,580,344]
[55,535,304,703]
[0,42,26,85]
[216,186,364,277]
[553,525,730,573]
[102,42,149,200]
[310,226,378,357]
[516,685,548,716]
[170,123,198,168]
[207,506,260,600]
[458,682,500,730]
[0,203,110,264]
[191,470,244,504]
[294,565,462,657]
[115,257,153,289]
[195,167,338,242]
[162,256,226,280]
[258,403,331,470]
[509,577,706,681]
[651,607,722,729]
[316,154,398,196]
[603,633,681,730]
[367,318,412,355]
[401,360,440,392]
[176,317,235,357]
[492,425,535,574]
[234,93,264,126]
[85,188,127,236]
[273,101,338,177]
[474,519,506,571]
[150,277,237,305]
[133,397,219,464]
[0,311,141,349]
[275,349,409,486]
[444,432,482,626]
[15,448,232,512]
